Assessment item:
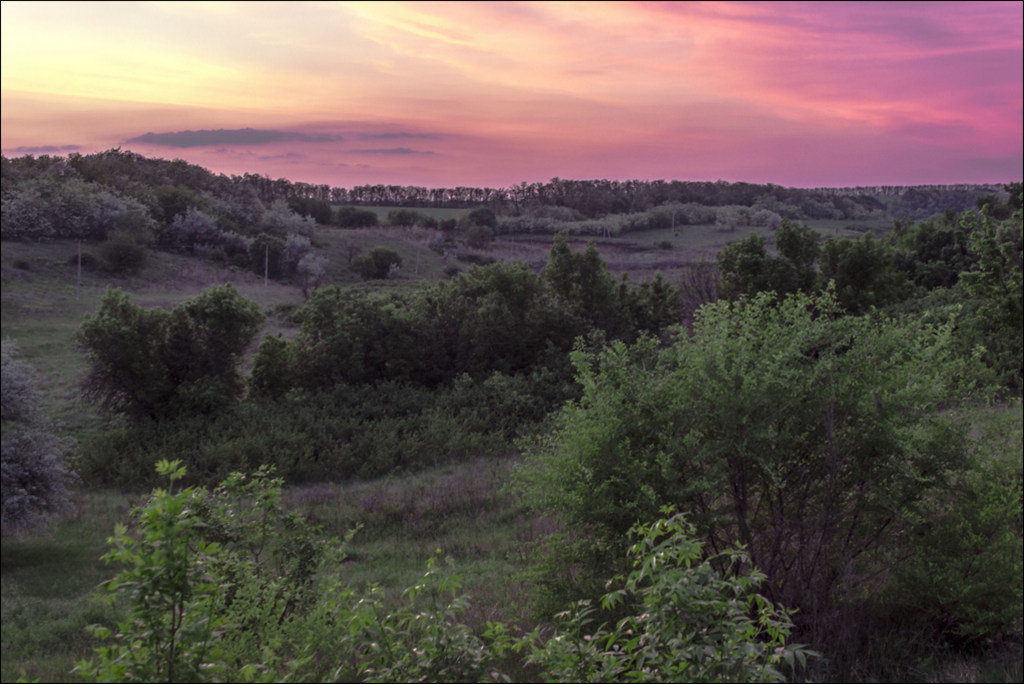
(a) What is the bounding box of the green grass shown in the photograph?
[2,240,309,434]
[0,456,539,682]
[0,491,133,683]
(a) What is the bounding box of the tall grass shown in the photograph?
[0,456,541,681]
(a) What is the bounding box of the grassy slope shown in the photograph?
[7,213,1018,683]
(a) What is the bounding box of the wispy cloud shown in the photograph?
[357,131,444,140]
[3,144,81,155]
[2,2,1019,186]
[348,147,435,155]
[126,128,343,148]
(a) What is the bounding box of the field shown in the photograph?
[2,210,1019,683]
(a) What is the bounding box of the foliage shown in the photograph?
[76,461,330,683]
[296,252,329,298]
[78,374,551,488]
[100,230,148,275]
[717,220,819,299]
[386,208,435,228]
[352,246,402,280]
[523,512,815,683]
[288,196,333,224]
[249,232,286,279]
[1,339,73,534]
[333,205,378,227]
[891,445,1023,645]
[160,207,250,264]
[819,233,912,314]
[956,207,1023,391]
[78,285,263,421]
[518,288,972,633]
[77,464,809,683]
[248,334,297,401]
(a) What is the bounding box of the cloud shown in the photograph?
[125,128,343,148]
[3,144,81,155]
[357,131,443,140]
[347,147,435,155]
[257,152,306,161]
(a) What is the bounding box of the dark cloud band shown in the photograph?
[126,128,343,148]
[348,147,435,155]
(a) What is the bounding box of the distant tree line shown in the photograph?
[3,150,1011,237]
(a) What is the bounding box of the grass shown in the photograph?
[0,491,133,683]
[3,224,1018,683]
[0,456,539,682]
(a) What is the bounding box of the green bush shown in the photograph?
[334,205,378,227]
[76,375,552,489]
[77,465,812,683]
[76,461,330,682]
[890,411,1023,645]
[100,230,147,275]
[78,285,263,421]
[523,512,815,683]
[517,288,973,633]
[352,246,402,280]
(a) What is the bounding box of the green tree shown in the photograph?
[78,285,263,420]
[819,233,911,313]
[544,233,625,334]
[100,230,148,275]
[249,232,286,279]
[519,289,970,636]
[717,221,819,299]
[352,246,402,280]
[957,207,1023,390]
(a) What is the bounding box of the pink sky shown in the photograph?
[2,1,1021,188]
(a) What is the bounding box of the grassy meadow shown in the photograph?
[2,210,1020,683]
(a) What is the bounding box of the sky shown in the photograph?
[1,1,1021,189]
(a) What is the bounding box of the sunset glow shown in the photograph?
[2,1,1021,188]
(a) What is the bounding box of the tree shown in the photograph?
[717,221,818,299]
[78,286,263,421]
[101,230,148,275]
[519,289,969,637]
[334,206,378,228]
[543,234,625,335]
[249,233,286,279]
[1,340,73,534]
[957,206,1023,390]
[819,233,911,313]
[352,246,402,280]
[295,252,328,299]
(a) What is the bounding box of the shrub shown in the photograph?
[518,288,972,634]
[890,418,1023,645]
[523,512,815,683]
[334,205,378,228]
[1,340,73,534]
[77,466,812,683]
[78,285,263,421]
[76,461,330,682]
[386,208,432,228]
[100,230,147,275]
[352,246,401,280]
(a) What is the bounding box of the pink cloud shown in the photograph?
[2,2,1020,187]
